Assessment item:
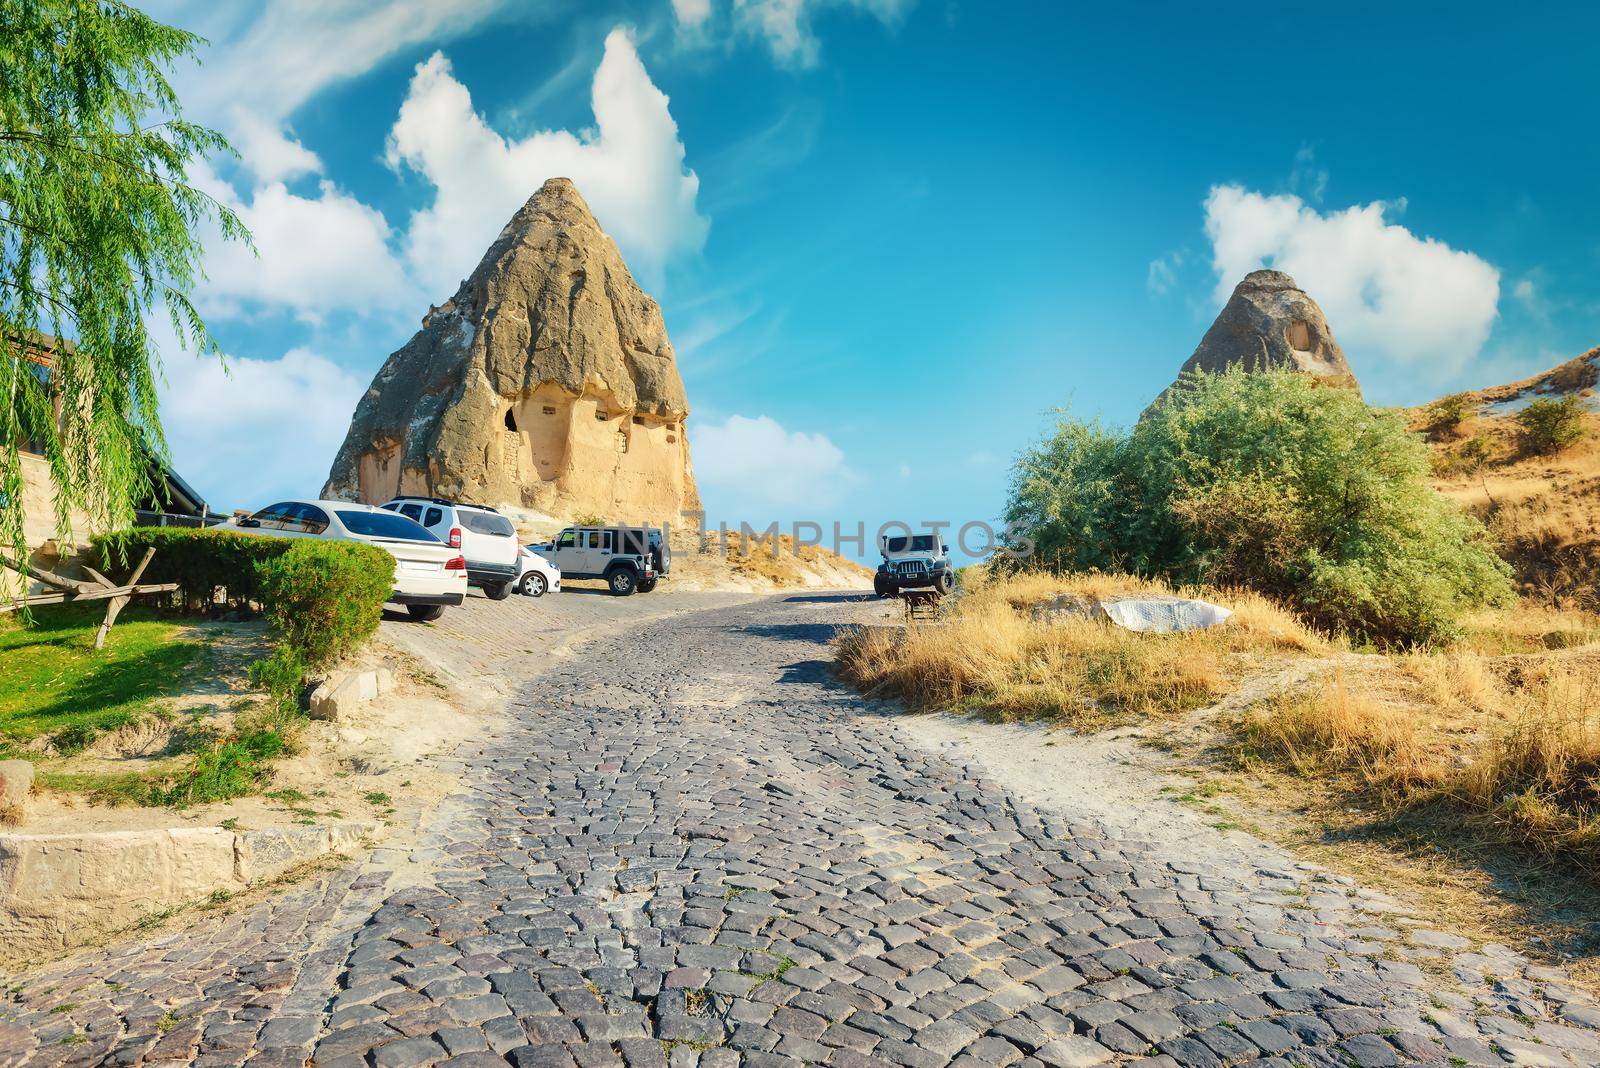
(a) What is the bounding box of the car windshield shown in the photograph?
[459,510,516,537]
[885,535,936,553]
[337,510,440,542]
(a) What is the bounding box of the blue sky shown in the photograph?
[144,0,1599,558]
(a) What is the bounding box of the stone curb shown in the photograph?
[309,666,395,721]
[0,819,382,958]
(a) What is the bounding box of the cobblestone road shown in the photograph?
[5,592,1600,1067]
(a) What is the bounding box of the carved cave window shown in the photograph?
[543,405,557,415]
[1288,320,1312,350]
[504,408,517,432]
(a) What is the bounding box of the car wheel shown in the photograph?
[937,569,955,594]
[637,577,657,593]
[874,573,893,598]
[407,604,446,622]
[521,572,548,597]
[608,569,636,596]
[485,580,513,601]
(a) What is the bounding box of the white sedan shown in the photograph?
[516,544,561,597]
[229,499,467,621]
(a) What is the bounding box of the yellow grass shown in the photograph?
[1236,672,1438,798]
[835,571,1326,727]
[1423,407,1600,608]
[1237,650,1600,873]
[716,532,871,586]
[1446,663,1600,861]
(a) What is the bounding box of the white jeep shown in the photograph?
[873,532,955,598]
[532,525,666,596]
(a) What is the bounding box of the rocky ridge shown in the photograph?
[1147,268,1359,412]
[324,178,701,525]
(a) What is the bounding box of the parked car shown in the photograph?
[515,545,561,597]
[227,499,466,621]
[381,497,521,600]
[531,524,666,596]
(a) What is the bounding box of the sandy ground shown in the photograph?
[17,640,482,841]
[893,652,1369,887]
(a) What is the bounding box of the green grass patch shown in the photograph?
[37,732,284,809]
[0,602,202,751]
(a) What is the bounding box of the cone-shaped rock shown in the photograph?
[323,177,700,524]
[1146,269,1358,413]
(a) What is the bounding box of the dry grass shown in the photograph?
[1456,601,1600,653]
[1422,404,1600,608]
[1235,672,1438,797]
[836,571,1327,728]
[1233,650,1600,875]
[713,532,871,586]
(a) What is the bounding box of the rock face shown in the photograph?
[1148,269,1358,412]
[324,178,701,524]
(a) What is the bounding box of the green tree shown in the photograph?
[1004,369,1513,644]
[0,0,246,566]
[1515,395,1586,456]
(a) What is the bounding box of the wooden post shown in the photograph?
[94,547,154,650]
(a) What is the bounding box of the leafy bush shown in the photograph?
[93,526,293,609]
[1515,395,1586,455]
[1003,368,1513,644]
[1426,392,1473,434]
[255,539,392,667]
[249,647,306,720]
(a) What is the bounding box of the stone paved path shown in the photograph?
[4,592,1600,1067]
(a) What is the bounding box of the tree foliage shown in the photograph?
[1003,369,1514,644]
[0,0,245,565]
[1515,395,1586,456]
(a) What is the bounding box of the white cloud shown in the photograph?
[159,347,367,510]
[1288,144,1328,203]
[691,414,854,513]
[147,1,531,187]
[387,29,708,298]
[225,109,323,183]
[192,163,414,324]
[1203,185,1501,372]
[672,0,714,28]
[672,0,915,66]
[1147,251,1182,295]
[149,0,515,125]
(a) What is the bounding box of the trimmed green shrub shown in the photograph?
[255,539,392,667]
[1003,368,1514,645]
[93,526,293,609]
[1515,395,1585,455]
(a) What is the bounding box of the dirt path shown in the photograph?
[2,592,1598,1066]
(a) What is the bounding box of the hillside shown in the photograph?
[1414,345,1600,605]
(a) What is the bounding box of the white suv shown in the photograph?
[381,497,521,600]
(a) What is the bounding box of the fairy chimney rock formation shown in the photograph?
[323,178,700,524]
[1147,269,1359,413]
